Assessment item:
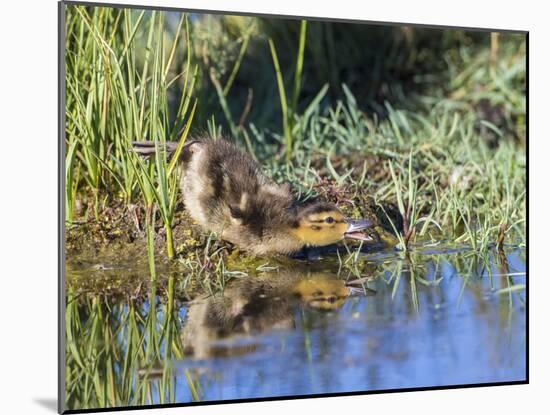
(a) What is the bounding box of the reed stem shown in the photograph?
[145,205,156,281]
[165,224,174,260]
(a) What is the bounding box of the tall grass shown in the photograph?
[269,19,308,161]
[65,6,198,265]
[65,5,526,264]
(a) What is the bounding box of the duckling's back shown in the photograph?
[180,138,299,254]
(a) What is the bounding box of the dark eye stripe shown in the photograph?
[309,217,344,223]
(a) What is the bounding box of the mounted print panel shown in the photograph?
[59,1,527,413]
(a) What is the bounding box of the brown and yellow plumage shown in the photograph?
[133,137,373,256]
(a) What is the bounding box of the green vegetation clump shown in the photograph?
[64,4,526,268]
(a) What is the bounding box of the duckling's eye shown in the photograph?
[325,217,334,224]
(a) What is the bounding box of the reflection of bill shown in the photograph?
[181,271,372,359]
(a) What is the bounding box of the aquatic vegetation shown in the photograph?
[65,277,189,408]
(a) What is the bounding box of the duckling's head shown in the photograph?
[291,202,373,247]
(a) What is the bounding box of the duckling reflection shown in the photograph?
[181,271,362,359]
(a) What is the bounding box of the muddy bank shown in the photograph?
[66,184,405,263]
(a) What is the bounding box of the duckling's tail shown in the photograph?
[131,140,198,159]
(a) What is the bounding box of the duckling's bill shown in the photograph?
[344,218,374,241]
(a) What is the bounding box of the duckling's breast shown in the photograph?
[180,143,212,228]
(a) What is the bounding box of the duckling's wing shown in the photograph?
[206,142,264,209]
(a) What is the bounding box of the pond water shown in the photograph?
[64,245,526,410]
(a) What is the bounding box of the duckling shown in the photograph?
[133,138,373,256]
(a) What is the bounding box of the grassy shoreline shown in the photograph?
[64,5,526,271]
